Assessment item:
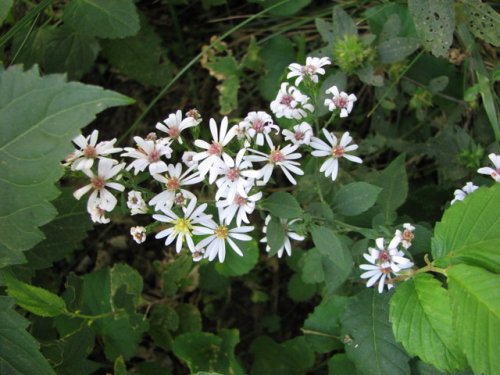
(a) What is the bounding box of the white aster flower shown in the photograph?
[153,198,212,253]
[127,191,148,215]
[216,190,263,226]
[195,217,254,263]
[192,248,205,262]
[270,82,314,120]
[69,130,122,171]
[130,226,147,244]
[240,111,280,146]
[394,223,416,249]
[287,56,331,86]
[232,122,251,146]
[121,136,172,175]
[149,163,202,211]
[215,149,261,202]
[156,109,200,144]
[310,129,362,181]
[324,85,357,118]
[246,141,304,185]
[359,237,414,293]
[182,151,198,168]
[477,153,500,182]
[282,122,314,146]
[261,215,305,258]
[89,203,110,224]
[73,158,125,212]
[450,182,479,205]
[193,117,236,182]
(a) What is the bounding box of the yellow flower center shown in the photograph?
[214,225,229,239]
[173,218,192,235]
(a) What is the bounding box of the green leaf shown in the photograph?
[428,76,449,93]
[101,14,173,87]
[216,239,259,276]
[0,65,133,270]
[0,0,13,26]
[328,354,358,375]
[266,216,286,256]
[161,252,193,297]
[341,289,411,375]
[301,248,325,284]
[0,296,55,375]
[263,192,303,219]
[2,273,67,317]
[310,226,353,290]
[149,304,179,350]
[63,0,140,39]
[356,64,384,87]
[23,188,93,270]
[260,0,311,17]
[173,330,244,375]
[364,3,417,38]
[331,6,357,40]
[333,182,382,216]
[373,154,408,223]
[250,336,315,375]
[378,37,420,63]
[408,0,455,57]
[176,303,202,334]
[303,296,348,353]
[257,35,294,100]
[287,273,316,302]
[461,0,500,47]
[205,56,240,115]
[114,356,128,375]
[432,185,500,273]
[389,273,467,372]
[448,264,500,375]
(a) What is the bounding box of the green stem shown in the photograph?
[64,310,116,321]
[0,0,53,48]
[118,0,292,144]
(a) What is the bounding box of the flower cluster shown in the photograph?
[359,224,415,293]
[66,56,363,263]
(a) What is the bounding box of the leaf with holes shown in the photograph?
[448,264,500,375]
[432,185,500,273]
[461,0,500,47]
[389,273,467,372]
[408,0,455,57]
[341,289,411,375]
[0,65,133,270]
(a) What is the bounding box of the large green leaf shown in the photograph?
[215,239,259,276]
[0,296,55,375]
[173,329,245,375]
[333,182,382,216]
[373,154,408,223]
[408,0,455,57]
[101,14,173,87]
[24,187,93,270]
[0,65,133,270]
[0,0,12,26]
[63,0,140,39]
[341,289,411,375]
[461,0,500,47]
[377,37,420,63]
[389,273,467,372]
[432,185,500,273]
[263,192,303,219]
[2,272,67,317]
[448,264,500,375]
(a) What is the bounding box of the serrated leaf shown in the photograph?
[341,289,411,375]
[0,65,133,270]
[332,6,357,40]
[23,188,93,270]
[373,154,408,224]
[333,182,382,216]
[0,296,55,375]
[173,329,244,375]
[310,226,353,291]
[389,273,467,372]
[448,264,500,375]
[205,56,240,115]
[250,336,315,375]
[215,239,259,276]
[263,192,303,218]
[432,185,500,273]
[63,0,140,39]
[303,296,348,353]
[461,0,500,47]
[378,37,420,63]
[101,14,173,87]
[3,273,67,317]
[408,0,455,57]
